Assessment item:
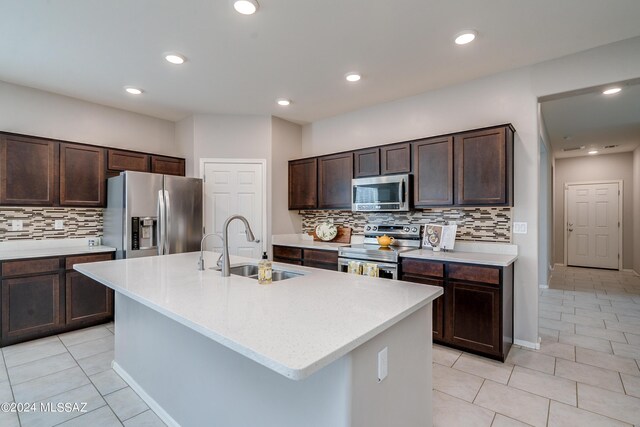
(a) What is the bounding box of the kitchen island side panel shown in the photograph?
[113,293,432,427]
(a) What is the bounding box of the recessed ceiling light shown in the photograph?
[165,53,186,65]
[233,0,259,15]
[588,150,598,155]
[276,98,291,106]
[602,87,621,95]
[124,87,143,95]
[345,72,361,82]
[454,30,477,45]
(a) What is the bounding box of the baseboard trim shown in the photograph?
[539,284,549,289]
[514,339,540,350]
[112,361,180,427]
[622,268,640,276]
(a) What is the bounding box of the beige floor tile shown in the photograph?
[539,310,561,320]
[605,320,640,334]
[538,341,575,361]
[7,352,77,385]
[505,347,555,374]
[490,414,531,427]
[2,336,67,368]
[433,390,495,427]
[539,303,574,314]
[56,406,122,427]
[12,366,91,403]
[123,410,167,427]
[452,354,514,385]
[77,350,115,376]
[539,318,575,333]
[0,411,20,427]
[474,380,549,427]
[432,344,462,367]
[562,300,604,310]
[625,332,640,345]
[577,383,640,425]
[601,305,640,317]
[538,327,559,342]
[574,308,619,321]
[611,342,640,359]
[548,400,631,427]
[559,331,613,353]
[555,358,624,392]
[617,315,640,326]
[90,369,128,396]
[433,363,484,402]
[508,366,576,405]
[574,324,627,343]
[561,313,605,328]
[621,373,640,398]
[105,387,148,422]
[575,347,640,376]
[67,336,115,360]
[58,325,113,348]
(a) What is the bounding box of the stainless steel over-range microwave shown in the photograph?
[351,174,409,212]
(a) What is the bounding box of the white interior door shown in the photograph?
[203,160,265,259]
[566,182,620,269]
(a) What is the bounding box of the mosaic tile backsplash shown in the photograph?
[0,207,103,241]
[300,208,512,243]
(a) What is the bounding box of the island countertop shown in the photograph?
[75,251,442,380]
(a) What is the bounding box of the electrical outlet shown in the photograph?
[11,220,23,231]
[377,347,388,382]
[55,220,64,230]
[513,222,528,234]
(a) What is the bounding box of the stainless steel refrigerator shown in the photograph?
[104,171,203,259]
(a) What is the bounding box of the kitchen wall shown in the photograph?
[271,117,303,235]
[302,35,640,348]
[0,80,176,154]
[634,147,640,274]
[538,110,554,287]
[0,80,179,241]
[553,152,634,269]
[300,208,512,242]
[0,208,102,241]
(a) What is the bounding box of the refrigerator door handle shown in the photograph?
[164,190,171,254]
[158,190,166,255]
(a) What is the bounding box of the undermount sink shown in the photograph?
[229,264,304,282]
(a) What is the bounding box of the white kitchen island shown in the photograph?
[75,251,442,427]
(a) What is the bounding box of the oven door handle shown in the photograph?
[338,258,399,269]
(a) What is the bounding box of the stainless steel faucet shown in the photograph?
[198,215,258,276]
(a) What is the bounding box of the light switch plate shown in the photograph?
[11,220,23,231]
[377,347,388,382]
[55,220,64,230]
[513,222,528,234]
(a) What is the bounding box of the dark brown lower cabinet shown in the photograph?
[0,252,114,347]
[273,245,338,271]
[1,273,63,343]
[401,258,513,361]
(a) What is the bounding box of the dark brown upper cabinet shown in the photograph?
[380,142,411,175]
[454,125,513,206]
[0,134,58,206]
[413,136,454,207]
[288,158,318,210]
[353,148,380,178]
[318,152,353,209]
[107,149,150,172]
[60,143,106,207]
[151,155,185,176]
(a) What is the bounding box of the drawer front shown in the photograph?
[303,249,338,264]
[303,260,338,271]
[273,246,302,260]
[65,253,113,270]
[401,259,444,277]
[448,264,500,285]
[2,258,60,277]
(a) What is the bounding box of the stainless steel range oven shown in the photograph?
[338,223,422,280]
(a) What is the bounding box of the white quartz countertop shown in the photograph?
[401,248,517,267]
[75,251,442,380]
[272,234,358,251]
[0,239,115,261]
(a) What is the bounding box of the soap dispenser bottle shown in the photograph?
[258,252,272,284]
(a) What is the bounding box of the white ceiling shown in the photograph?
[541,82,640,159]
[2,0,640,123]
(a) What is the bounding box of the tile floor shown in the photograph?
[433,265,640,426]
[0,322,166,427]
[1,266,638,426]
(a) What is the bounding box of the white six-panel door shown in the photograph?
[566,182,620,269]
[202,160,265,259]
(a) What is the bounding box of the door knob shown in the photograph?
[568,228,573,232]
